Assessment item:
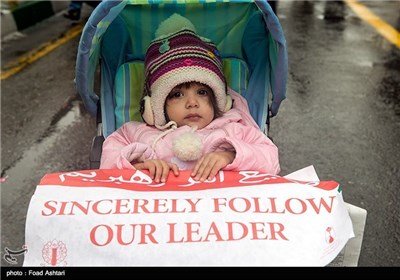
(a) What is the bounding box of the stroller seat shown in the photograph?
[75,0,288,169]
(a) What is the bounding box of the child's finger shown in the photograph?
[207,161,223,181]
[191,158,203,176]
[152,161,164,183]
[160,161,171,183]
[193,157,209,181]
[168,163,180,176]
[196,158,216,182]
[147,163,156,180]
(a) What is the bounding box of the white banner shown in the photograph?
[23,167,354,266]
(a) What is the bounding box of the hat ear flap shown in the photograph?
[141,96,154,125]
[223,95,233,112]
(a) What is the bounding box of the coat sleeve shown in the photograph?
[100,123,156,169]
[222,124,280,175]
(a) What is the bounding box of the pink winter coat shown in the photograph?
[100,90,280,175]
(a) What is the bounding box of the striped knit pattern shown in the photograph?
[143,28,227,127]
[144,29,225,92]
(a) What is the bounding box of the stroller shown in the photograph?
[75,0,288,169]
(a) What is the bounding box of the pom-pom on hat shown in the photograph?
[141,13,231,127]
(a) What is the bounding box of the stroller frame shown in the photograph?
[75,0,288,169]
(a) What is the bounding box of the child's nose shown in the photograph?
[186,94,199,108]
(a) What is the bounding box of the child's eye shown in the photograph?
[168,91,183,99]
[197,89,210,96]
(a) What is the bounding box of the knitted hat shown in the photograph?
[141,13,231,127]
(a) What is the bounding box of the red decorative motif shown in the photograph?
[42,240,67,266]
[183,59,193,66]
[325,227,336,244]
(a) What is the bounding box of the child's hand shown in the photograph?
[191,151,236,182]
[133,159,179,183]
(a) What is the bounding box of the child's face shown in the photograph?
[165,82,214,129]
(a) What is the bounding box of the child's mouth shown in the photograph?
[185,114,201,121]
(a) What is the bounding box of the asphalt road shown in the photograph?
[1,1,399,267]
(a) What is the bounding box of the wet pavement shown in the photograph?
[1,1,399,267]
[271,1,400,266]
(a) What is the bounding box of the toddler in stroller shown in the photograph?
[74,0,288,171]
[100,13,281,182]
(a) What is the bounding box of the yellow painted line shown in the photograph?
[1,23,84,80]
[344,0,400,48]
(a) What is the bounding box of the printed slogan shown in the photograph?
[41,195,336,246]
